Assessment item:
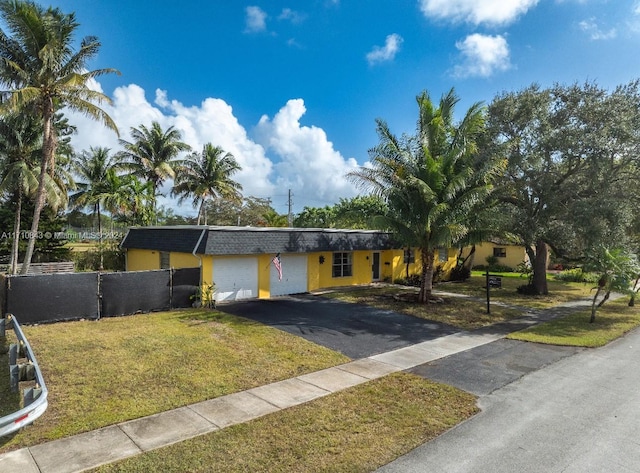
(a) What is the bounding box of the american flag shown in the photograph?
[272,253,282,281]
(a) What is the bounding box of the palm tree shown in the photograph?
[71,146,120,269]
[102,171,154,227]
[0,0,119,274]
[349,88,501,303]
[118,121,191,221]
[171,143,242,225]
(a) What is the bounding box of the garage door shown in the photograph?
[213,257,258,302]
[270,255,308,297]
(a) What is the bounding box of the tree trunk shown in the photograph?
[418,248,435,303]
[9,191,22,275]
[532,239,548,295]
[21,102,56,275]
[590,286,602,323]
[97,202,104,271]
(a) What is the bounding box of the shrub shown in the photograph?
[449,265,471,281]
[553,268,598,283]
[516,283,539,295]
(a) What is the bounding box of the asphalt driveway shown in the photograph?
[218,294,460,358]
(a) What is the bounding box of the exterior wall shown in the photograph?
[462,242,528,270]
[126,246,459,300]
[389,248,457,282]
[126,249,160,271]
[170,252,200,269]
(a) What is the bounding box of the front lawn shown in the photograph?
[91,373,478,473]
[0,309,349,453]
[508,299,640,347]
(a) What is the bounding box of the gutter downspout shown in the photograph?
[192,228,207,285]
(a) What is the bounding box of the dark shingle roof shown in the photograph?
[121,226,398,255]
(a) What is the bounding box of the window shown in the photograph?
[438,248,448,263]
[403,248,415,264]
[159,251,170,269]
[493,247,507,258]
[332,252,353,278]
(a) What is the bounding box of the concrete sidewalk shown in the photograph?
[0,300,593,473]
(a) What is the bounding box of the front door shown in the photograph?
[372,252,381,281]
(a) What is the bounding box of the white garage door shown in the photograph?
[270,255,308,297]
[213,257,258,302]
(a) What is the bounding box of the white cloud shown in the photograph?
[578,17,617,40]
[63,84,358,215]
[453,33,511,78]
[278,8,306,24]
[255,99,360,205]
[244,6,268,33]
[418,0,539,26]
[366,34,404,65]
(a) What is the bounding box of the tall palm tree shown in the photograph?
[171,143,242,225]
[118,121,191,221]
[0,0,119,274]
[349,88,502,303]
[71,146,120,269]
[101,171,154,227]
[71,147,119,234]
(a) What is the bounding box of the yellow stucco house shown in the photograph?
[121,226,457,303]
[461,241,530,270]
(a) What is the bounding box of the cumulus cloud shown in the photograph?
[578,18,617,40]
[419,0,538,26]
[453,33,511,78]
[255,99,360,204]
[366,34,404,65]
[62,84,359,215]
[278,8,306,24]
[244,6,268,33]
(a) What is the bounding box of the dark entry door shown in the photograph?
[372,252,381,280]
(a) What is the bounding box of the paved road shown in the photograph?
[376,327,640,473]
[218,294,459,358]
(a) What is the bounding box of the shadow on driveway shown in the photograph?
[218,293,460,359]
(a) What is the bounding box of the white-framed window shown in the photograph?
[493,247,507,258]
[332,252,353,278]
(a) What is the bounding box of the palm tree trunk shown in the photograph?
[97,202,104,271]
[418,248,435,303]
[21,102,55,275]
[9,191,22,275]
[197,200,205,226]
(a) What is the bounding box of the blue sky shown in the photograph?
[49,0,640,216]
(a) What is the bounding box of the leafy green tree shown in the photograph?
[349,88,500,303]
[118,121,190,220]
[486,81,640,295]
[584,247,640,323]
[333,195,388,229]
[294,205,336,228]
[260,209,288,227]
[0,0,119,274]
[103,172,155,226]
[172,143,242,225]
[205,196,275,226]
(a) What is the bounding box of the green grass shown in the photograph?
[508,299,640,347]
[439,275,593,309]
[90,373,478,473]
[0,309,349,453]
[321,284,521,330]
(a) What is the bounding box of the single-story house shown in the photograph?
[461,241,530,270]
[120,226,457,303]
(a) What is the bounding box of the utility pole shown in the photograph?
[287,189,294,227]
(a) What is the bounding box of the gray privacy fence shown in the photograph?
[0,268,201,324]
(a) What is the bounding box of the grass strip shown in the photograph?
[0,309,349,452]
[508,298,640,347]
[91,373,478,473]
